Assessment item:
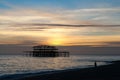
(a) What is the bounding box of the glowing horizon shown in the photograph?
[0,0,120,47]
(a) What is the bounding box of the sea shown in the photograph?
[0,54,120,79]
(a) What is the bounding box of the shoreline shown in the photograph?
[2,60,119,80]
[17,61,120,80]
[0,61,119,80]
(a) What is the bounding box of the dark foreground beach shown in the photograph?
[12,61,120,80]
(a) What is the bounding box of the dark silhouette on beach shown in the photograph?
[94,61,97,68]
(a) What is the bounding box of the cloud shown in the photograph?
[0,6,120,25]
[0,0,120,25]
[76,27,120,36]
[104,41,120,47]
[62,8,120,24]
[0,4,120,47]
[0,33,47,45]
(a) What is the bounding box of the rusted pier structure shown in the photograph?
[27,45,69,57]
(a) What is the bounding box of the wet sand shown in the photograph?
[16,61,120,80]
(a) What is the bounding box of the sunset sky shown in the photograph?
[0,0,120,54]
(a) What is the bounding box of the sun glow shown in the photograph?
[48,38,64,46]
[44,28,67,46]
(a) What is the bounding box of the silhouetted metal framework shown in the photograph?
[26,45,69,57]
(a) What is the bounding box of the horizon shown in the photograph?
[0,0,120,55]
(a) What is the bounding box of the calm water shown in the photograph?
[0,55,120,77]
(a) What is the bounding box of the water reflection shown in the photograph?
[0,55,120,76]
